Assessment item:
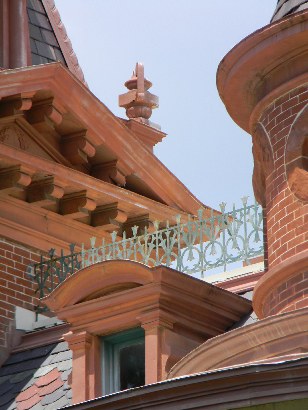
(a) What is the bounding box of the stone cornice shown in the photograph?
[217,9,308,133]
[64,357,308,410]
[12,324,69,353]
[168,306,308,378]
[43,261,251,338]
[0,63,209,217]
[253,250,308,318]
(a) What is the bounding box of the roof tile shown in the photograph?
[44,394,68,410]
[0,341,72,410]
[33,365,57,379]
[50,350,72,364]
[16,385,38,403]
[0,389,16,407]
[38,378,63,397]
[50,342,69,355]
[16,393,41,410]
[35,369,59,388]
[0,379,14,396]
[40,386,65,406]
[57,360,71,372]
[10,371,34,384]
[4,346,55,366]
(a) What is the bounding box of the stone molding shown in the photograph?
[0,63,208,221]
[217,10,308,133]
[253,250,308,318]
[43,260,251,403]
[168,306,308,379]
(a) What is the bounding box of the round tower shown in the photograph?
[217,3,308,318]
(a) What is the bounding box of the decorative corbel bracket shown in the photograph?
[61,131,96,167]
[0,92,36,118]
[0,165,34,199]
[91,161,126,187]
[122,214,156,237]
[27,98,65,129]
[60,191,96,220]
[27,177,66,208]
[91,203,127,232]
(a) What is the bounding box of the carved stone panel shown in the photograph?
[0,123,54,160]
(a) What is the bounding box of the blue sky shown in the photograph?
[55,1,276,210]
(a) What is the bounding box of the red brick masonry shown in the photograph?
[263,270,308,316]
[260,86,308,268]
[0,238,41,348]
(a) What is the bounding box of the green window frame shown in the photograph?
[101,328,145,395]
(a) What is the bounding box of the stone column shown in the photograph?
[64,331,94,404]
[140,311,174,384]
[0,0,9,68]
[8,0,31,68]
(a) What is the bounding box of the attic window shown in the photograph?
[101,328,145,395]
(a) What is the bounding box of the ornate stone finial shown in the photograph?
[119,63,159,125]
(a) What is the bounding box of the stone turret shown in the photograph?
[217,4,308,318]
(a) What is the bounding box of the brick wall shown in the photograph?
[260,85,308,268]
[0,238,42,349]
[263,271,308,317]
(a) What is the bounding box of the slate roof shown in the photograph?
[0,341,72,410]
[26,0,86,85]
[271,0,308,22]
[27,0,66,66]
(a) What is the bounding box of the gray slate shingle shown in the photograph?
[0,341,72,409]
[271,0,308,21]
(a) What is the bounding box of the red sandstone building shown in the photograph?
[0,1,307,409]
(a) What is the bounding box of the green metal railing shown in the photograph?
[31,197,264,309]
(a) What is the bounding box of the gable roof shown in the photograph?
[0,63,211,218]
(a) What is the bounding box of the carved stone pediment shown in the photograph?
[0,122,54,161]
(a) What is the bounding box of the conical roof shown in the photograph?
[271,0,308,22]
[27,0,86,84]
[0,0,85,84]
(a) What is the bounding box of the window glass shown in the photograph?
[101,328,145,395]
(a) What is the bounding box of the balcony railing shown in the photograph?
[31,197,264,311]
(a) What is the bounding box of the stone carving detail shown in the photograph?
[285,104,308,202]
[0,125,29,151]
[252,122,274,206]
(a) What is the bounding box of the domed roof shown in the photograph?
[271,0,308,22]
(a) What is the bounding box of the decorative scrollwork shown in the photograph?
[31,198,264,312]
